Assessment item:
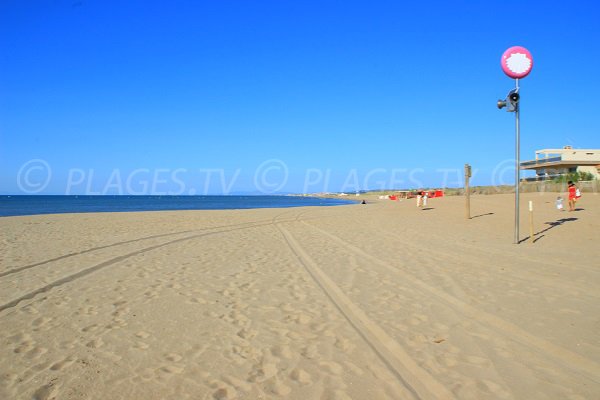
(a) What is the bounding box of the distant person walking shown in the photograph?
[567,181,579,211]
[416,191,423,207]
[422,191,428,207]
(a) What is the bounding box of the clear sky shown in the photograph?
[1,0,599,195]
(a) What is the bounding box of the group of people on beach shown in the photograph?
[416,190,428,207]
[556,181,581,212]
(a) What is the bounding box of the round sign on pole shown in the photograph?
[501,46,533,79]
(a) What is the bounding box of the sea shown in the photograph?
[0,195,356,217]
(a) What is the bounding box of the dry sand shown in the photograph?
[1,192,599,399]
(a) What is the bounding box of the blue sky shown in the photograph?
[1,0,598,194]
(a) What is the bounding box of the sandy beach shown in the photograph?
[1,192,599,400]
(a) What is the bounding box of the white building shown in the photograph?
[520,146,600,181]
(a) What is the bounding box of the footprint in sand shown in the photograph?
[187,297,207,304]
[165,353,182,362]
[21,305,40,315]
[238,282,255,291]
[134,341,150,350]
[32,317,53,330]
[335,337,355,352]
[266,379,291,396]
[290,368,312,384]
[343,361,365,376]
[86,338,104,349]
[408,313,429,326]
[26,346,49,359]
[143,290,159,300]
[229,311,249,326]
[271,344,293,359]
[112,308,130,317]
[50,357,76,371]
[136,367,155,381]
[319,361,344,375]
[135,331,151,339]
[105,319,128,329]
[295,313,311,325]
[1,372,19,386]
[32,382,58,400]
[222,375,251,393]
[323,329,336,338]
[302,344,318,359]
[14,340,36,354]
[248,361,279,383]
[159,365,184,374]
[81,306,98,316]
[9,332,35,353]
[212,386,237,400]
[134,332,151,349]
[53,296,72,307]
[279,303,294,313]
[285,312,312,325]
[9,332,31,343]
[167,282,182,289]
[236,328,257,340]
[58,340,77,350]
[321,389,353,400]
[82,324,99,333]
[232,345,260,360]
[292,292,307,301]
[260,362,279,379]
[310,322,327,332]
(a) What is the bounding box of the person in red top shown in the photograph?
[567,180,578,211]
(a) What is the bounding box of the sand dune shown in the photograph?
[1,192,599,399]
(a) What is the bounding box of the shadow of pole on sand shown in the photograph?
[520,217,578,243]
[471,212,494,219]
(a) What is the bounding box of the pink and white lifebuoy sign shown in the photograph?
[501,46,533,79]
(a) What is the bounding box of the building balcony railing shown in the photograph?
[521,174,564,182]
[520,156,562,168]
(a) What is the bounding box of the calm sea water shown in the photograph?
[0,195,356,217]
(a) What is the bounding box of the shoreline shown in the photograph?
[0,195,357,218]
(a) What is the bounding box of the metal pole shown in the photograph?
[514,79,520,244]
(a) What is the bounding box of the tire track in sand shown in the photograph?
[0,218,282,278]
[0,215,296,314]
[275,223,455,400]
[301,220,600,383]
[1,209,344,279]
